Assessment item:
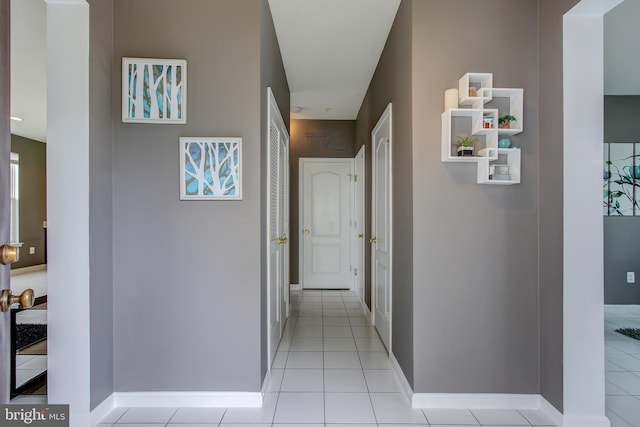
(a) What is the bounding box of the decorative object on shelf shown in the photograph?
[498,115,517,129]
[454,134,476,157]
[444,88,459,111]
[498,138,512,148]
[441,72,523,185]
[122,57,187,124]
[179,137,242,200]
[603,142,640,216]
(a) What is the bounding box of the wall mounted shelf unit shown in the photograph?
[442,73,523,185]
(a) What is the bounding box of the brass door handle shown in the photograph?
[303,229,310,235]
[358,234,363,239]
[0,244,19,265]
[0,289,34,313]
[369,237,378,244]
[278,237,289,244]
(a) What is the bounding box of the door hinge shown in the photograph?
[354,175,358,182]
[354,268,358,276]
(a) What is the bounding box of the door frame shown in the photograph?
[352,145,365,302]
[371,103,392,353]
[299,157,354,290]
[266,87,289,369]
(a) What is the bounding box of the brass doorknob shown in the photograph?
[0,289,34,313]
[369,237,378,244]
[303,229,310,235]
[0,244,19,265]
[358,234,363,239]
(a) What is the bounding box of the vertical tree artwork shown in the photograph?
[180,137,242,200]
[122,58,187,123]
[604,142,640,215]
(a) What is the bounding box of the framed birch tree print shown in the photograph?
[122,58,187,123]
[180,137,242,200]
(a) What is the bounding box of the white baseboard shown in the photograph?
[412,393,565,426]
[10,264,46,276]
[359,299,372,320]
[290,283,301,291]
[91,391,262,424]
[390,353,413,401]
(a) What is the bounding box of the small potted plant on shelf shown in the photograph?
[498,115,517,129]
[454,134,477,157]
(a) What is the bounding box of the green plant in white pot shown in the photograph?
[454,134,477,157]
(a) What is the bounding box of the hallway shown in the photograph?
[97,289,556,426]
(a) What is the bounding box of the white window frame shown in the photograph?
[10,152,19,244]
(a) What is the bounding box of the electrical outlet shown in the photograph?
[29,247,35,255]
[628,272,635,284]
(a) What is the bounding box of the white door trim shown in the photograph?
[299,158,354,290]
[562,1,621,426]
[371,103,392,353]
[353,145,365,301]
[47,1,92,424]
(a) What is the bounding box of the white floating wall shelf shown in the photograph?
[442,73,523,185]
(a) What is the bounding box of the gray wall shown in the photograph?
[290,119,356,285]
[538,0,580,411]
[411,0,539,395]
[260,0,290,382]
[10,135,46,268]
[89,0,114,409]
[113,0,265,392]
[355,0,413,386]
[604,96,640,305]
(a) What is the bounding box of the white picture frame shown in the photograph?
[122,57,187,124]
[180,137,243,200]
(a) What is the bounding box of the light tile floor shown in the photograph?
[605,305,640,426]
[98,289,556,427]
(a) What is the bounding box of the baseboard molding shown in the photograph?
[290,283,301,291]
[359,299,372,320]
[10,264,46,276]
[261,370,271,395]
[389,353,413,401]
[91,393,116,426]
[91,391,262,423]
[412,393,565,426]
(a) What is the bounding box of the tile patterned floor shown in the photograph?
[98,290,557,427]
[605,305,640,426]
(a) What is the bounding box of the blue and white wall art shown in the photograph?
[180,137,242,200]
[122,57,187,123]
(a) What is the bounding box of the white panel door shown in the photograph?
[353,146,365,302]
[1,0,10,400]
[267,88,289,367]
[372,104,392,351]
[301,159,353,289]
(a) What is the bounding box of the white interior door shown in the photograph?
[353,146,365,302]
[267,88,289,367]
[300,158,353,289]
[371,104,392,351]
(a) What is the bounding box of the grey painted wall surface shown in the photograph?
[10,135,46,268]
[355,0,413,387]
[411,0,539,394]
[290,119,356,286]
[605,96,640,143]
[604,96,640,305]
[605,217,640,304]
[538,0,580,411]
[113,0,263,392]
[259,0,290,383]
[89,0,114,409]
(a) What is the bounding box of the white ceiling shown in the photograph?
[268,0,400,120]
[10,0,47,143]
